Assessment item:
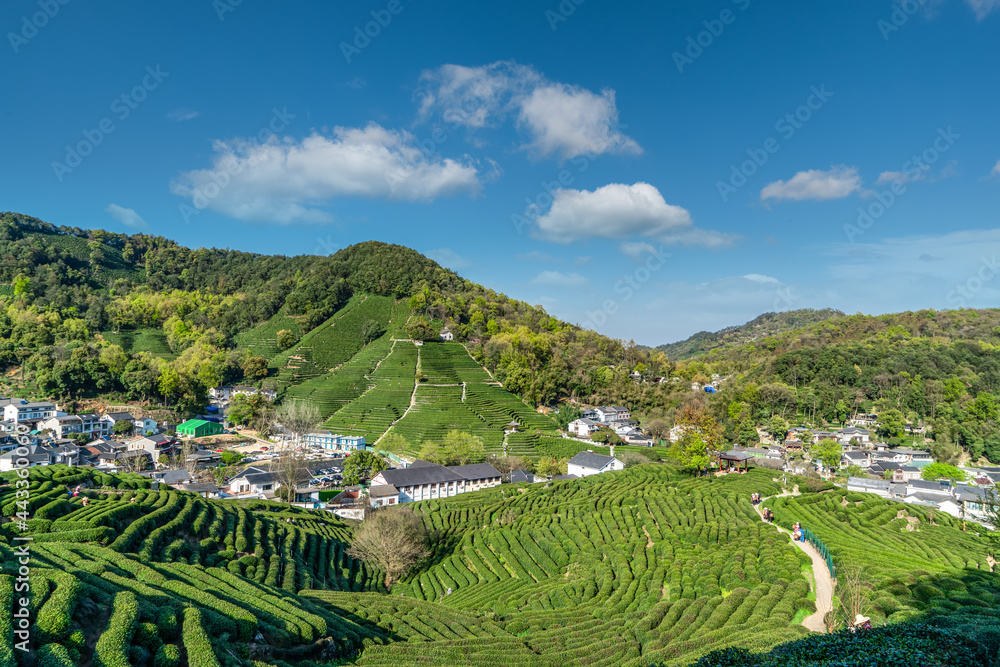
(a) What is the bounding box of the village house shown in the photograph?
[509,468,540,484]
[127,434,178,461]
[850,413,879,427]
[846,476,891,498]
[567,418,600,438]
[97,449,152,472]
[439,328,454,341]
[0,444,52,471]
[869,461,922,481]
[594,406,631,424]
[841,450,871,469]
[209,385,277,401]
[39,413,111,440]
[302,432,366,451]
[227,466,282,496]
[566,450,624,478]
[369,460,502,504]
[837,427,871,444]
[3,400,57,425]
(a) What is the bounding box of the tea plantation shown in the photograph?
[5,464,996,666]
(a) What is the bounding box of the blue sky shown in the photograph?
[2,0,999,345]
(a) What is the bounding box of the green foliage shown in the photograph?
[420,431,486,466]
[342,451,387,486]
[810,438,843,470]
[920,462,968,482]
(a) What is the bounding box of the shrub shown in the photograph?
[153,644,181,667]
[93,591,139,667]
[182,607,221,667]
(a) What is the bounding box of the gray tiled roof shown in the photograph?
[848,476,890,490]
[377,462,467,487]
[449,463,501,481]
[568,451,617,470]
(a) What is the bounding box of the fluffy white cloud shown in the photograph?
[535,182,692,243]
[530,270,589,288]
[426,248,471,270]
[967,0,1000,19]
[171,123,481,224]
[876,170,919,185]
[517,84,640,159]
[761,166,862,202]
[417,61,639,160]
[105,204,150,232]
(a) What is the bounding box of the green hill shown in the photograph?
[655,309,845,361]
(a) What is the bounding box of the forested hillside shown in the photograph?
[654,309,844,361]
[680,309,1000,464]
[0,212,679,422]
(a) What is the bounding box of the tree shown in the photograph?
[921,462,968,483]
[377,432,411,459]
[220,450,243,466]
[535,457,566,477]
[242,356,268,382]
[646,418,670,443]
[486,454,527,477]
[766,415,789,443]
[811,438,843,470]
[736,418,759,447]
[877,410,905,440]
[348,507,429,591]
[277,400,320,446]
[980,484,1000,561]
[406,316,438,342]
[228,393,274,433]
[845,464,865,478]
[112,420,133,436]
[362,319,385,344]
[618,451,650,468]
[668,404,723,474]
[342,451,387,485]
[270,450,309,504]
[420,431,485,466]
[276,329,296,350]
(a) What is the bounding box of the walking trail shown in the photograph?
[754,487,834,633]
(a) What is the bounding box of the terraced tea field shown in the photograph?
[3,464,995,666]
[765,489,997,625]
[271,296,404,389]
[383,343,564,455]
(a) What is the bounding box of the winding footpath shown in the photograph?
[754,489,834,633]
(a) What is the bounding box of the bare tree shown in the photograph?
[836,562,874,628]
[181,439,200,476]
[270,449,310,504]
[348,507,429,591]
[276,400,320,449]
[486,454,526,477]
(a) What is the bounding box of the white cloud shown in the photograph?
[876,170,917,185]
[535,182,692,244]
[105,204,150,232]
[417,61,640,160]
[426,247,471,270]
[967,0,1000,20]
[761,166,862,202]
[517,84,640,159]
[171,123,481,224]
[992,160,1000,178]
[742,274,780,285]
[530,270,589,288]
[167,108,200,122]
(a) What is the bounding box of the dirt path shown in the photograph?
[374,343,421,447]
[755,490,834,633]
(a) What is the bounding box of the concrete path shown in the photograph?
[755,491,834,633]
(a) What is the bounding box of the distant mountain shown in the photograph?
[656,308,845,360]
